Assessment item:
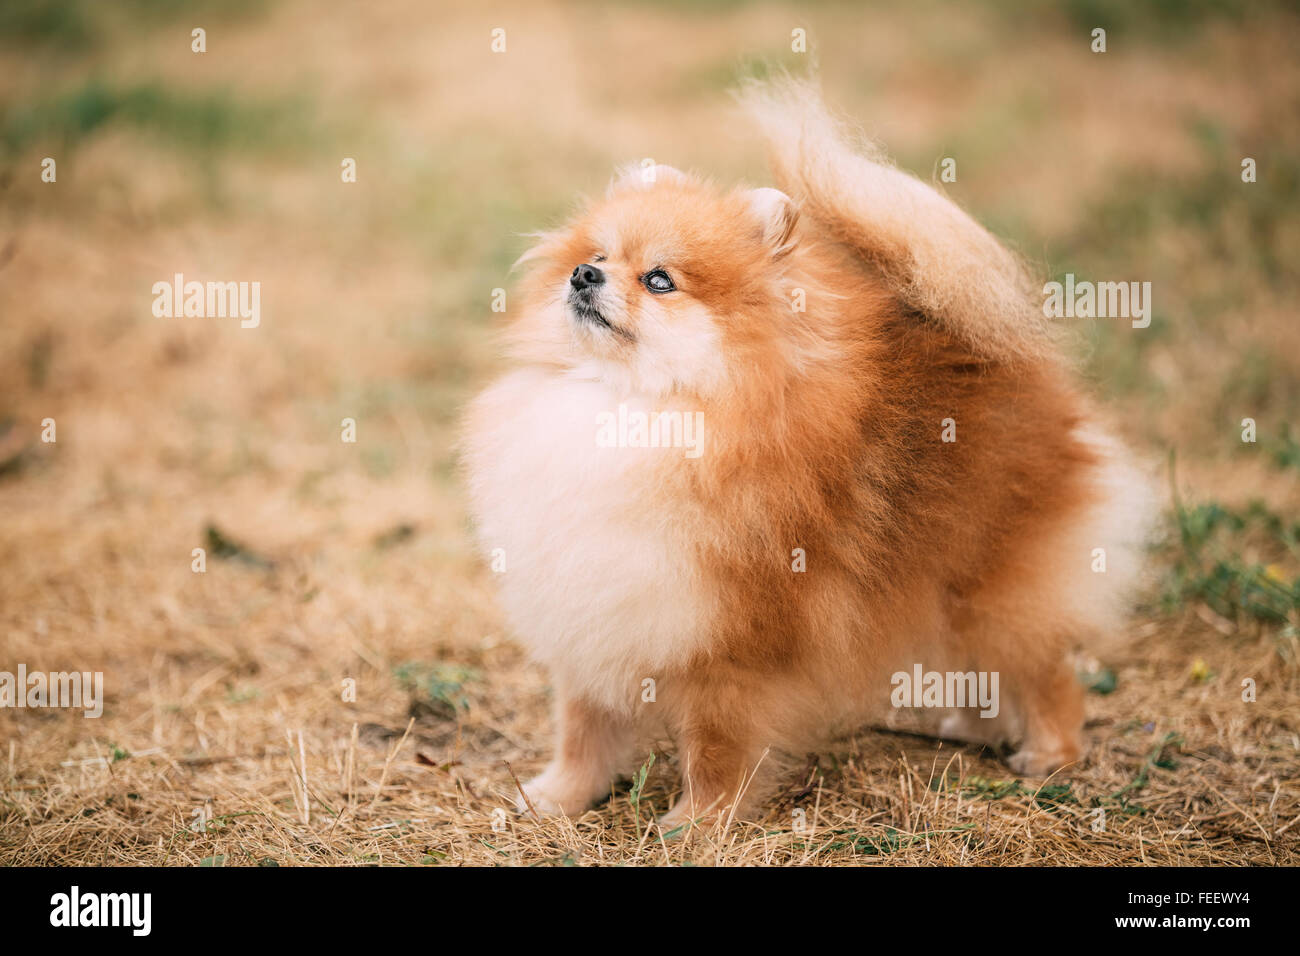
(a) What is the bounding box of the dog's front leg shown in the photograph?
[516,695,635,818]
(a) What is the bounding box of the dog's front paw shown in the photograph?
[938,711,1007,747]
[513,767,599,818]
[1006,745,1077,778]
[657,793,730,834]
[660,806,702,832]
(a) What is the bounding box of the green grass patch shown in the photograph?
[819,823,978,856]
[1163,464,1300,626]
[1059,0,1256,36]
[1,80,314,155]
[1108,732,1182,805]
[1267,423,1300,471]
[393,661,481,719]
[0,0,270,52]
[931,774,1078,811]
[628,752,656,826]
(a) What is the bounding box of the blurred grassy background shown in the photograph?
[4,1,1297,459]
[0,0,1297,864]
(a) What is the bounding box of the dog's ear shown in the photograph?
[746,187,799,258]
[607,161,688,196]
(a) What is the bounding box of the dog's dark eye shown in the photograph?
[642,270,675,294]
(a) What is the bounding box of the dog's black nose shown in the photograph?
[570,264,605,290]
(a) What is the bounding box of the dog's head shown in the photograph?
[510,164,800,395]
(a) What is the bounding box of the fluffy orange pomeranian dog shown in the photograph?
[463,78,1154,827]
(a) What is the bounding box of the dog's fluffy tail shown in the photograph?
[740,76,1052,364]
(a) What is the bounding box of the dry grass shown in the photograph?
[1,0,1298,866]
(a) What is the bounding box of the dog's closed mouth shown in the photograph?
[569,295,631,340]
[571,300,609,327]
